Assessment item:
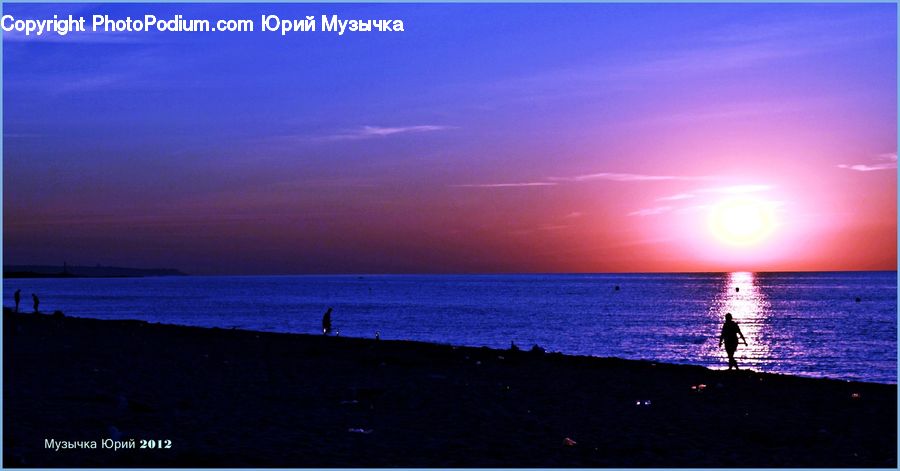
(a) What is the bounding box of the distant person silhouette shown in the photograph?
[322,307,333,335]
[32,293,40,314]
[718,313,747,370]
[14,289,21,313]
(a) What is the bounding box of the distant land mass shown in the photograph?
[3,264,187,278]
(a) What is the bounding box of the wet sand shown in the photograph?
[3,311,896,467]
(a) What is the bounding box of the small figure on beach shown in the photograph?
[718,313,747,370]
[32,293,40,314]
[322,307,333,335]
[14,289,21,313]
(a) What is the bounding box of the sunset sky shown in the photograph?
[3,3,897,274]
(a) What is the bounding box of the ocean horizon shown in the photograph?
[4,270,897,383]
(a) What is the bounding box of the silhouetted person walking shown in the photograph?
[718,313,747,370]
[322,307,333,335]
[32,293,40,314]
[13,289,21,313]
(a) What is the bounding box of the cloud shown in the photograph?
[324,125,453,141]
[455,170,709,190]
[708,12,893,47]
[838,153,898,172]
[622,15,892,81]
[607,237,674,248]
[8,71,155,96]
[613,44,799,80]
[481,11,892,108]
[509,223,572,236]
[696,184,773,194]
[7,48,170,96]
[630,102,796,127]
[653,184,772,204]
[3,132,42,139]
[635,184,772,217]
[657,193,695,201]
[564,211,583,219]
[57,74,129,93]
[837,163,896,172]
[552,172,706,183]
[628,206,673,217]
[450,182,557,188]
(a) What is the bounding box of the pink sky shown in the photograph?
[3,4,897,274]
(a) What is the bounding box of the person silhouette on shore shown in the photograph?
[32,293,40,314]
[322,307,333,335]
[718,313,747,370]
[14,289,21,313]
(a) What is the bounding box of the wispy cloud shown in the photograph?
[483,12,891,107]
[708,12,892,46]
[324,125,453,141]
[454,170,709,189]
[607,237,674,248]
[630,102,796,127]
[657,193,695,202]
[551,172,707,183]
[838,153,897,172]
[509,223,572,236]
[3,132,43,139]
[613,44,796,80]
[653,184,772,205]
[696,184,773,194]
[675,204,713,214]
[628,206,673,217]
[607,16,891,82]
[450,182,557,188]
[57,74,129,93]
[7,48,169,96]
[564,211,583,219]
[634,184,772,217]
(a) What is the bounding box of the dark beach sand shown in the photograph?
[3,311,896,468]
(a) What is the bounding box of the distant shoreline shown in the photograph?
[3,272,172,279]
[3,265,187,278]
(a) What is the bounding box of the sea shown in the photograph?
[3,272,897,383]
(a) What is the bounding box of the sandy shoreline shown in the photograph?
[3,311,896,467]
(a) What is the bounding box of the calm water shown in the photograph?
[3,272,897,383]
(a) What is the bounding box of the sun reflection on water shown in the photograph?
[707,272,773,370]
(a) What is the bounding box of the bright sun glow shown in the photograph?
[708,198,776,246]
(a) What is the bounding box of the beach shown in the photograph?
[3,311,896,467]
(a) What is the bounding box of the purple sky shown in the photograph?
[3,3,897,274]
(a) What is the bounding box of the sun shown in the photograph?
[708,197,776,246]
